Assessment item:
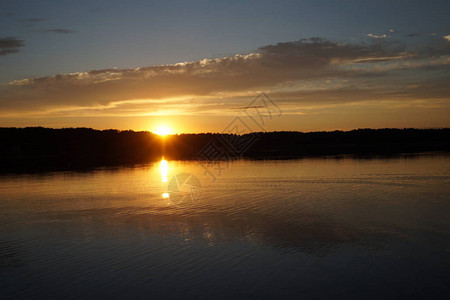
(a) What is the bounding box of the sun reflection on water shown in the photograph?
[160,156,168,183]
[160,157,170,200]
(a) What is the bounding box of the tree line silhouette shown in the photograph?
[0,127,449,172]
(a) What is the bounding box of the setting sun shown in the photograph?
[154,125,173,136]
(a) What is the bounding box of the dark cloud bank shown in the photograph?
[1,37,449,115]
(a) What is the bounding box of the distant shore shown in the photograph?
[1,127,449,173]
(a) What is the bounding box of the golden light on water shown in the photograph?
[160,157,168,183]
[162,192,170,199]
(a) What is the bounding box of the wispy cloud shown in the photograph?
[21,17,47,23]
[38,29,76,34]
[19,18,48,27]
[0,37,25,56]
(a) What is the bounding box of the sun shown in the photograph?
[154,125,173,136]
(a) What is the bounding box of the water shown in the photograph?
[0,154,449,299]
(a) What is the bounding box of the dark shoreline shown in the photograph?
[1,127,449,173]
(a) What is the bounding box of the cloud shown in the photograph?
[39,29,76,34]
[21,18,46,22]
[1,37,449,117]
[20,18,47,25]
[367,34,388,39]
[0,37,25,56]
[18,18,48,28]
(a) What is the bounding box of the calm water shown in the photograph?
[1,155,449,299]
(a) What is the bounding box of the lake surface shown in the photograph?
[1,154,449,299]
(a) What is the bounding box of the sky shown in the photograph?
[1,0,449,133]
